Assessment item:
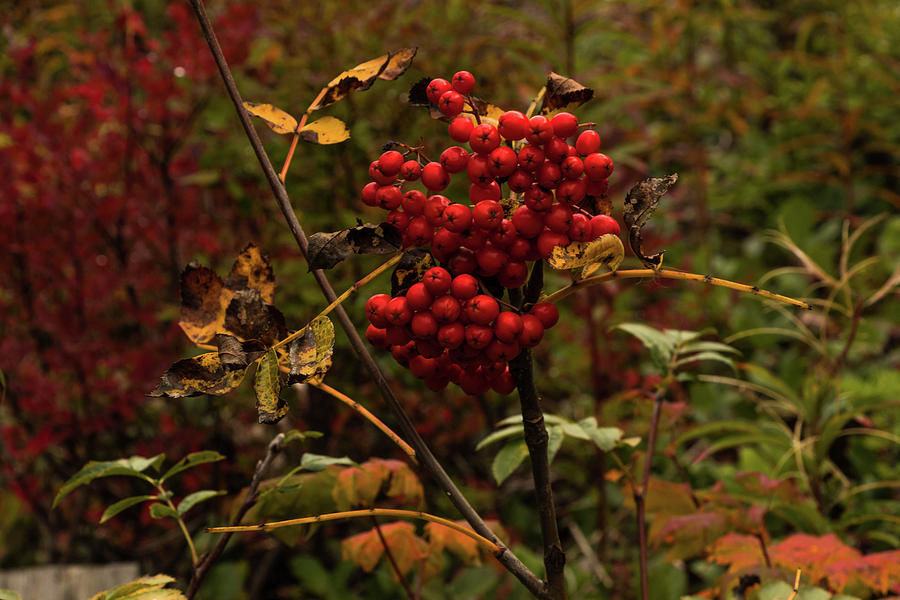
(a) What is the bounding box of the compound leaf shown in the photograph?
[100,495,156,524]
[54,455,164,508]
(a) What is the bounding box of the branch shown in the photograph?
[633,389,664,600]
[186,432,285,599]
[187,3,546,597]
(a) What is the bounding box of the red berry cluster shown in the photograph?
[365,266,561,394]
[360,70,619,394]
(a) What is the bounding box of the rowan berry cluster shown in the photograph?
[361,70,620,394]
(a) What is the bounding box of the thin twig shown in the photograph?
[186,433,285,599]
[634,389,664,600]
[371,516,417,600]
[187,3,546,596]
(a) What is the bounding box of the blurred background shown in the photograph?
[1,1,898,598]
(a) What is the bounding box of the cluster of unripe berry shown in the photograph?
[365,266,560,394]
[360,70,619,394]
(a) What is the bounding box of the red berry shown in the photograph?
[469,181,501,203]
[411,311,439,339]
[464,324,494,349]
[526,115,554,145]
[375,185,402,210]
[421,162,450,191]
[508,237,532,261]
[561,155,584,179]
[431,295,462,322]
[511,205,544,238]
[451,70,476,94]
[507,169,534,193]
[447,248,478,275]
[406,282,434,312]
[365,293,391,328]
[440,146,470,173]
[498,260,528,288]
[492,368,516,394]
[544,137,570,163]
[385,296,413,326]
[550,112,579,138]
[460,226,488,250]
[438,90,465,117]
[378,150,404,176]
[530,302,559,328]
[524,185,554,212]
[365,324,388,347]
[417,340,444,359]
[402,189,427,215]
[405,216,434,247]
[450,274,479,300]
[568,213,592,242]
[489,219,518,248]
[590,214,620,237]
[466,154,493,186]
[458,368,490,395]
[585,178,609,198]
[409,355,438,379]
[498,110,530,141]
[400,160,422,181]
[391,342,416,366]
[488,146,518,177]
[475,244,508,275]
[575,129,601,155]
[437,322,465,349]
[385,325,411,347]
[424,194,450,226]
[486,339,521,362]
[386,209,409,231]
[536,230,570,259]
[369,161,396,185]
[545,204,573,234]
[469,123,501,154]
[465,295,500,325]
[517,145,545,171]
[361,181,379,207]
[519,314,545,347]
[583,153,614,181]
[431,227,463,256]
[494,311,524,343]
[448,115,475,143]
[472,200,504,230]
[426,78,452,104]
[423,266,453,296]
[536,161,563,189]
[442,204,473,233]
[556,179,586,205]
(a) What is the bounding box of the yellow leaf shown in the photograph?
[299,116,350,145]
[242,101,298,134]
[288,316,335,385]
[379,47,417,80]
[310,54,391,111]
[226,243,276,304]
[149,353,246,398]
[549,234,625,272]
[255,349,287,424]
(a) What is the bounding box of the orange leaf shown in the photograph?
[425,520,482,565]
[710,533,767,573]
[332,458,424,510]
[341,521,429,578]
[771,533,861,591]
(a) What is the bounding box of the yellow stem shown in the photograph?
[543,269,812,310]
[207,508,501,555]
[312,382,417,463]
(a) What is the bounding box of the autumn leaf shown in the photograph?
[307,222,401,270]
[288,315,335,385]
[391,249,435,296]
[255,348,287,424]
[309,48,417,111]
[623,174,679,269]
[299,116,350,145]
[242,101,298,134]
[149,353,246,398]
[425,521,481,565]
[333,459,424,511]
[214,333,266,371]
[224,288,287,347]
[547,234,624,272]
[711,533,768,573]
[379,47,417,80]
[226,244,276,304]
[540,72,594,115]
[341,521,430,578]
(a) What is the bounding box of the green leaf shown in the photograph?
[177,490,225,515]
[0,590,22,600]
[54,456,162,508]
[283,429,323,446]
[148,503,179,520]
[299,116,350,144]
[758,581,793,600]
[475,425,522,450]
[100,495,156,524]
[547,425,564,463]
[680,341,741,355]
[300,453,356,472]
[255,348,287,424]
[161,451,225,483]
[95,575,180,600]
[492,440,529,484]
[673,351,736,371]
[576,417,624,451]
[614,323,678,368]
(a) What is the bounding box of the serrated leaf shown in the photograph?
[160,451,225,483]
[307,222,401,270]
[492,440,529,484]
[242,101,298,134]
[177,490,225,515]
[100,495,156,524]
[299,116,350,145]
[540,72,594,114]
[379,47,417,80]
[300,453,356,472]
[288,316,335,385]
[255,348,286,424]
[148,503,179,519]
[475,425,522,451]
[391,249,435,296]
[149,353,247,398]
[310,54,391,111]
[54,456,161,508]
[623,174,678,269]
[548,234,624,271]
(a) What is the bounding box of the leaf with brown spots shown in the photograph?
[299,116,350,145]
[224,288,287,347]
[178,263,232,344]
[309,53,393,111]
[255,348,287,424]
[242,102,298,134]
[540,72,594,115]
[149,353,247,398]
[307,223,401,270]
[214,333,266,371]
[548,234,624,273]
[288,316,335,385]
[391,249,435,296]
[225,243,276,304]
[379,47,417,80]
[623,174,678,269]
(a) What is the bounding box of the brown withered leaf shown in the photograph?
[407,77,431,106]
[299,116,350,145]
[310,54,391,111]
[391,249,435,296]
[149,353,246,398]
[179,263,231,344]
[225,243,276,304]
[215,333,266,371]
[242,102,298,134]
[255,348,287,424]
[623,174,678,270]
[548,234,624,272]
[307,222,401,270]
[467,96,506,123]
[379,47,417,80]
[287,316,335,385]
[224,288,287,347]
[540,72,594,114]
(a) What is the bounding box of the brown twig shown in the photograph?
[188,2,546,597]
[633,389,665,600]
[371,516,417,599]
[186,433,285,599]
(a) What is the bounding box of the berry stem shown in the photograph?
[542,268,811,309]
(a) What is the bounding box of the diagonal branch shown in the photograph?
[187,2,546,597]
